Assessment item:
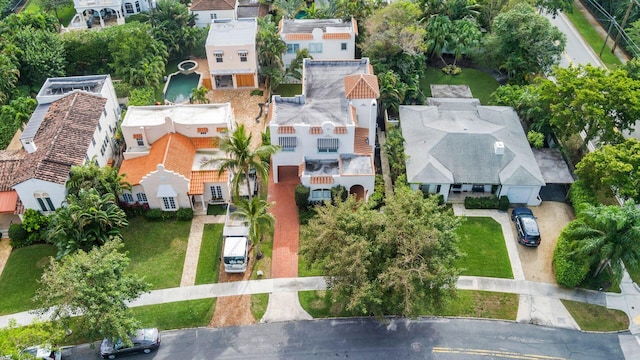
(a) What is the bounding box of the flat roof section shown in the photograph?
[281,18,351,33]
[122,103,232,127]
[532,148,575,184]
[341,154,373,175]
[206,19,257,47]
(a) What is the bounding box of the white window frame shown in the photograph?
[162,197,177,210]
[286,43,299,54]
[317,138,338,153]
[311,189,331,199]
[213,52,223,63]
[309,43,323,54]
[278,136,297,151]
[35,192,55,212]
[136,193,148,203]
[210,185,223,200]
[238,50,248,62]
[122,192,134,203]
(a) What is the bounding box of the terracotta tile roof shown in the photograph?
[119,133,196,185]
[189,170,228,195]
[285,33,313,40]
[310,176,334,184]
[309,127,323,134]
[12,92,107,186]
[190,0,235,11]
[190,137,219,149]
[0,151,25,191]
[344,74,380,100]
[0,191,18,213]
[334,126,348,134]
[322,32,352,40]
[278,125,295,134]
[354,127,372,155]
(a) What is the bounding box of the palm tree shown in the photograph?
[256,16,286,94]
[203,124,279,200]
[425,15,452,66]
[272,0,305,19]
[566,201,640,282]
[67,160,132,198]
[378,70,406,115]
[191,86,209,104]
[234,196,275,258]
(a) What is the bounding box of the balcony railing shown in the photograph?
[75,0,121,7]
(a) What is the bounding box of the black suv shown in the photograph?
[511,207,541,247]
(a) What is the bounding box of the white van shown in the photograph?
[223,236,249,273]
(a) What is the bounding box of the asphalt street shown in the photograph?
[62,318,624,359]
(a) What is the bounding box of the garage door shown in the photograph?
[506,187,531,204]
[236,74,255,88]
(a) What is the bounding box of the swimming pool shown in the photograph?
[163,72,202,104]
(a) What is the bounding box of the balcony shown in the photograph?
[75,0,121,8]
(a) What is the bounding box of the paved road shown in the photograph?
[61,318,624,359]
[546,12,604,68]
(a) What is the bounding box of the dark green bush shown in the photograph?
[553,232,589,287]
[176,208,193,221]
[568,179,599,217]
[331,185,348,204]
[21,208,49,243]
[498,196,510,211]
[367,191,384,209]
[295,184,310,209]
[464,195,500,209]
[144,209,164,221]
[8,223,30,248]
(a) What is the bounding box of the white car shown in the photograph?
[20,346,61,360]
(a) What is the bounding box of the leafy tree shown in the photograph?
[286,48,311,81]
[62,29,112,76]
[0,96,36,148]
[127,87,157,106]
[378,70,406,114]
[540,65,640,147]
[256,15,286,93]
[0,50,19,105]
[575,138,640,202]
[0,12,58,34]
[384,126,407,183]
[108,23,168,87]
[147,0,198,60]
[233,196,275,257]
[480,2,565,84]
[33,239,149,344]
[39,0,73,24]
[191,86,209,104]
[563,201,640,282]
[488,84,551,134]
[202,124,278,200]
[12,27,66,88]
[535,0,573,18]
[0,319,65,359]
[67,162,132,198]
[46,189,129,258]
[272,0,305,18]
[21,208,50,243]
[301,185,461,317]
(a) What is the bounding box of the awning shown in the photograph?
[156,184,177,198]
[0,191,17,213]
[278,136,297,148]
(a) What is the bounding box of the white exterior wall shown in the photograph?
[193,10,236,27]
[500,185,542,206]
[203,181,231,203]
[13,179,67,215]
[281,28,355,69]
[411,183,450,201]
[139,165,191,210]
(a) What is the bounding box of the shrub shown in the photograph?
[176,208,194,221]
[21,209,49,243]
[144,209,164,221]
[119,202,149,217]
[368,191,384,209]
[250,89,264,96]
[464,195,500,209]
[498,196,510,211]
[331,185,348,204]
[568,179,599,216]
[553,232,589,287]
[295,184,310,209]
[8,223,29,248]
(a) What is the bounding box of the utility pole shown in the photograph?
[600,17,616,57]
[612,0,634,54]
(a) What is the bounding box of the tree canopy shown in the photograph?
[301,185,462,317]
[46,188,129,258]
[67,162,131,198]
[575,138,640,202]
[33,239,149,344]
[480,2,565,84]
[256,15,287,93]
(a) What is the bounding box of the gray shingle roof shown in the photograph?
[400,99,545,187]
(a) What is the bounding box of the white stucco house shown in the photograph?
[205,18,259,89]
[118,103,236,211]
[269,58,379,202]
[69,0,152,29]
[4,75,120,215]
[279,18,357,70]
[191,0,237,27]
[399,98,545,206]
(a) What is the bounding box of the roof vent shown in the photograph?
[494,141,505,155]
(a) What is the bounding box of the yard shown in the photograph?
[420,67,500,105]
[456,217,513,279]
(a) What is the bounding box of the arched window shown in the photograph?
[34,192,55,212]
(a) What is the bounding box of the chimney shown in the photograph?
[21,138,37,154]
[494,141,505,155]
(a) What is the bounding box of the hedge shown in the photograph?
[464,195,500,209]
[553,231,589,287]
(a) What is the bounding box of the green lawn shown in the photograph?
[456,217,513,279]
[561,299,628,331]
[565,3,622,69]
[272,84,302,97]
[121,217,191,289]
[250,293,269,320]
[0,244,57,315]
[195,224,223,285]
[627,266,640,285]
[207,204,227,215]
[420,67,499,105]
[299,290,518,320]
[131,299,216,330]
[24,1,76,27]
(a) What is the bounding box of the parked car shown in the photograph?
[100,328,160,359]
[20,345,60,360]
[511,207,541,247]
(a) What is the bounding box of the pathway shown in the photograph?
[180,215,225,287]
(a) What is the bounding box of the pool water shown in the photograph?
[164,72,201,104]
